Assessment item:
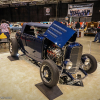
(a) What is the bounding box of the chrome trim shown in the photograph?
[68,46,83,73]
[41,65,52,83]
[9,42,12,53]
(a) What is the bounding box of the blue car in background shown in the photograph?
[9,21,97,88]
[10,24,22,32]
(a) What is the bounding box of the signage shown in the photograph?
[68,3,94,17]
[44,7,51,16]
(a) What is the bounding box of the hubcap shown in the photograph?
[83,63,91,71]
[41,65,51,83]
[83,57,91,71]
[44,70,49,78]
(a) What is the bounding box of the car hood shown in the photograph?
[44,21,76,48]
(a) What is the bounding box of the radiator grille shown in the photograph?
[68,46,83,73]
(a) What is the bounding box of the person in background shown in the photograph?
[75,21,80,37]
[71,22,75,29]
[0,19,11,48]
[92,23,100,43]
[0,19,11,39]
[6,21,10,26]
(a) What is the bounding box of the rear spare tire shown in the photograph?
[9,38,18,57]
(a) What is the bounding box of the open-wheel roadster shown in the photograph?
[9,21,97,87]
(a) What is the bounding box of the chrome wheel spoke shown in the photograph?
[41,65,51,83]
[10,42,12,53]
[83,63,91,71]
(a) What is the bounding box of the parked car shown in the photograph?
[9,21,97,88]
[84,22,98,35]
[10,24,22,32]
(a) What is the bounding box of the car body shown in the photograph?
[84,22,98,35]
[9,21,97,87]
[10,24,22,32]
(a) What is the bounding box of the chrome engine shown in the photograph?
[47,44,63,66]
[47,43,83,74]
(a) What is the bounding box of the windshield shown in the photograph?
[30,26,48,35]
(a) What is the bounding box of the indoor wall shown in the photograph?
[0,1,100,22]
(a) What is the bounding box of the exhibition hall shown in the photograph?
[0,0,100,100]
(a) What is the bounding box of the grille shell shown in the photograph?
[68,46,83,73]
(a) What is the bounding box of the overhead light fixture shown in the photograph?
[1,0,9,1]
[62,0,73,3]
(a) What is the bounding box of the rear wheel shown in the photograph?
[82,54,97,74]
[40,60,59,88]
[9,38,18,57]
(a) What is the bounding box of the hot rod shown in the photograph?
[9,21,97,87]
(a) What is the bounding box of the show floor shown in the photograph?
[0,52,100,100]
[76,36,100,62]
[0,35,100,100]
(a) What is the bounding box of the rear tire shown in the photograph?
[40,60,59,88]
[9,38,18,57]
[82,54,97,74]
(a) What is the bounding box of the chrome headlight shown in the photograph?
[84,58,90,65]
[64,59,73,70]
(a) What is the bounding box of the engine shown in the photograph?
[47,44,63,66]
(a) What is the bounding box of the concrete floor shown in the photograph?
[76,36,100,62]
[0,34,100,100]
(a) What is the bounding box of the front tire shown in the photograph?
[9,38,18,57]
[82,54,97,74]
[40,60,59,88]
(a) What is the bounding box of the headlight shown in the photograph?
[64,59,73,70]
[84,58,90,65]
[66,61,73,70]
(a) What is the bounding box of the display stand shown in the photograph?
[79,29,84,37]
[35,82,63,100]
[7,56,19,61]
[0,38,9,43]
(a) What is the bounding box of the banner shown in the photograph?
[68,3,94,17]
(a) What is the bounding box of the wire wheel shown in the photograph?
[41,65,52,83]
[82,54,97,74]
[40,60,59,88]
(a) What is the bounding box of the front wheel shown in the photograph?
[40,60,59,88]
[9,38,18,57]
[81,54,97,74]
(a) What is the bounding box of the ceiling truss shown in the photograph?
[0,0,96,7]
[0,0,74,6]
